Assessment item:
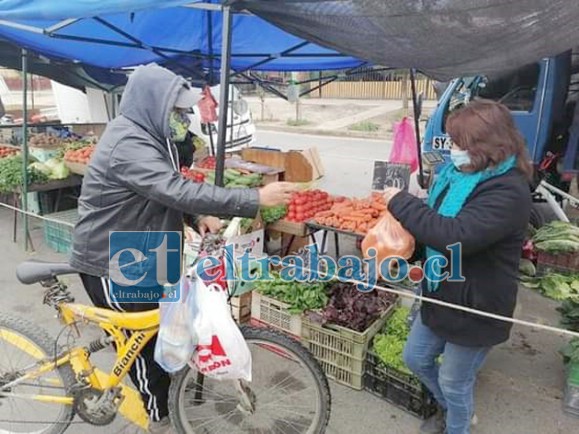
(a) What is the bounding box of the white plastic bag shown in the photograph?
[154,277,198,373]
[189,277,252,382]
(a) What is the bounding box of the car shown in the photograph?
[0,114,14,125]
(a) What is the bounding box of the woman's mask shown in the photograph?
[169,110,191,142]
[450,148,471,169]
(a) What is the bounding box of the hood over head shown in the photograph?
[119,63,194,141]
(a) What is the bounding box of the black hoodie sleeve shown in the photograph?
[388,174,531,256]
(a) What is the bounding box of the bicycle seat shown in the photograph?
[17,260,78,285]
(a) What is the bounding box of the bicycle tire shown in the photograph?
[168,325,332,434]
[0,312,76,434]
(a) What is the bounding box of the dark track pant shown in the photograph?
[80,274,170,422]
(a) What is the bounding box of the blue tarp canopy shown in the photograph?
[0,0,367,89]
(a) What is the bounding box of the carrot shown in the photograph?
[349,211,370,218]
[343,216,366,222]
[315,210,334,218]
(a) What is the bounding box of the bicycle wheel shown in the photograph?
[168,326,331,434]
[0,312,75,434]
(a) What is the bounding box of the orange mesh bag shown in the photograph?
[361,210,415,269]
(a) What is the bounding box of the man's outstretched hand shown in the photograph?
[258,182,299,207]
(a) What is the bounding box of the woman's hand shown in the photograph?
[197,216,223,236]
[383,187,402,206]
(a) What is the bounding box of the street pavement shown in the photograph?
[0,130,577,433]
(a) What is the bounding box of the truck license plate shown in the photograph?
[432,136,453,150]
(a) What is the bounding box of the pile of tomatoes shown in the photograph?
[180,167,206,183]
[286,189,334,223]
[0,146,19,159]
[197,156,216,170]
[64,146,95,164]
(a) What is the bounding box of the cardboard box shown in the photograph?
[268,219,307,237]
[299,147,325,179]
[241,147,324,182]
[228,229,265,258]
[281,233,311,256]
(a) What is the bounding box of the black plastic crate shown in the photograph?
[363,350,438,419]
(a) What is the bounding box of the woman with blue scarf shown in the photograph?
[383,100,533,434]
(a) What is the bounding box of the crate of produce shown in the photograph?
[537,251,579,275]
[301,301,397,390]
[230,292,252,325]
[364,350,437,419]
[250,291,303,338]
[43,208,79,254]
[0,145,20,159]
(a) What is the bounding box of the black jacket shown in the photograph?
[388,168,532,347]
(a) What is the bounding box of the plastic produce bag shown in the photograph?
[361,210,415,271]
[198,85,218,123]
[189,277,252,382]
[154,277,197,373]
[390,117,419,173]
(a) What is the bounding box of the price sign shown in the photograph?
[372,161,411,192]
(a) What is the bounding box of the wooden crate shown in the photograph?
[268,219,307,237]
[537,251,579,275]
[230,292,252,324]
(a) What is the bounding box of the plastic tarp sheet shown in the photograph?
[0,1,365,75]
[242,0,579,81]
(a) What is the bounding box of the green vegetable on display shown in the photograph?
[0,155,49,193]
[372,306,415,377]
[520,273,579,301]
[205,168,262,188]
[532,221,579,253]
[253,271,328,314]
[260,205,288,224]
[519,258,537,277]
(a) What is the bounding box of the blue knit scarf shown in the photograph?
[424,155,517,292]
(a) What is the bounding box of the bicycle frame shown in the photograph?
[0,302,160,428]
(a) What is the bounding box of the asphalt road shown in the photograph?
[0,129,577,433]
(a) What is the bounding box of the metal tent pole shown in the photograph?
[21,49,29,251]
[409,68,425,188]
[215,5,232,187]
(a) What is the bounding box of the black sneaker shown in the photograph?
[419,406,446,434]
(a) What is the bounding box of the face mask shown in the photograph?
[450,149,471,169]
[169,111,190,142]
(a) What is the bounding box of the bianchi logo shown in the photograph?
[113,332,146,377]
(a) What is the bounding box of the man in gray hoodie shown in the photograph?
[70,63,295,432]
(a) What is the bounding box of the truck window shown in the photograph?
[477,63,541,112]
[441,77,477,133]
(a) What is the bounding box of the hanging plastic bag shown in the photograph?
[361,210,416,276]
[188,277,252,382]
[198,85,218,123]
[154,276,198,373]
[390,117,419,173]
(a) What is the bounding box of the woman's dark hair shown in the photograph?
[445,98,534,180]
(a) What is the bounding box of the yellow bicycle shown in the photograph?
[0,260,331,433]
